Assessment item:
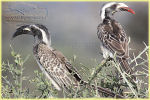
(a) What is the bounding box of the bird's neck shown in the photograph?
[34,36,51,47]
[103,17,113,24]
[40,29,50,45]
[101,11,114,22]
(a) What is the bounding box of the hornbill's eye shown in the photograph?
[31,27,35,31]
[31,27,37,33]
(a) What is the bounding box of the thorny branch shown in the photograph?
[77,57,124,98]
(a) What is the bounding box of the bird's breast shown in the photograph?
[101,45,114,59]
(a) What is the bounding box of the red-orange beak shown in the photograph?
[120,7,135,14]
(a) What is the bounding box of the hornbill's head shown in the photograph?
[12,24,51,45]
[100,2,135,21]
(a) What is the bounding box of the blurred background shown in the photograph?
[2,2,148,94]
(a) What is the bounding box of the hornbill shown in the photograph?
[12,24,123,98]
[97,2,135,74]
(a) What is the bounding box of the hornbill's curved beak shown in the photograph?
[119,7,135,14]
[12,25,33,39]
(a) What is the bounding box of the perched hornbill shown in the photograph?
[12,24,123,98]
[97,2,135,74]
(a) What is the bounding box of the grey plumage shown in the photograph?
[13,24,82,91]
[33,42,81,91]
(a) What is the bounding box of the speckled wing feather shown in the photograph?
[33,42,82,91]
[97,19,129,58]
[97,19,132,73]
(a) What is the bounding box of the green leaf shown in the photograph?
[14,59,19,64]
[11,51,16,57]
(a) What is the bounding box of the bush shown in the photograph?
[2,43,149,98]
